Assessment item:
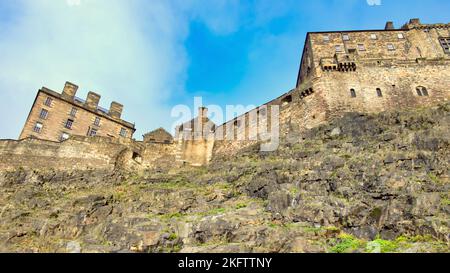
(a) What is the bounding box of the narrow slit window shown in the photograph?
[94,117,101,126]
[350,89,357,98]
[376,88,383,97]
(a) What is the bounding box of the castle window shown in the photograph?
[342,33,350,41]
[416,86,429,96]
[357,44,366,51]
[60,132,70,141]
[439,38,450,54]
[376,88,383,97]
[281,95,293,105]
[323,35,330,42]
[397,33,405,39]
[387,44,395,51]
[65,119,74,129]
[70,108,77,117]
[89,128,97,137]
[44,97,53,107]
[94,117,101,126]
[370,33,378,40]
[33,122,43,133]
[350,89,357,98]
[335,45,343,52]
[39,109,49,119]
[120,128,127,137]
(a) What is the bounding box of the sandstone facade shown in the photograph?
[19,82,136,142]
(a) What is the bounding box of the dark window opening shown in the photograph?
[89,128,97,137]
[94,117,101,126]
[376,88,383,97]
[281,95,293,104]
[39,109,49,119]
[44,97,53,107]
[132,152,142,163]
[439,38,450,54]
[65,119,74,129]
[350,89,357,98]
[120,128,127,137]
[416,86,429,96]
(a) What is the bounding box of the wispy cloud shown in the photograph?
[0,0,190,139]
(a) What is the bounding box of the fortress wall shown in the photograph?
[140,142,178,169]
[178,139,214,167]
[316,61,450,119]
[0,136,130,171]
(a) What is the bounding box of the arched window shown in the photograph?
[350,89,356,98]
[416,86,429,97]
[376,88,383,97]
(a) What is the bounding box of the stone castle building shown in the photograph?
[19,82,136,142]
[210,18,450,158]
[4,18,450,171]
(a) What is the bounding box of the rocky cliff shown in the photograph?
[0,103,449,253]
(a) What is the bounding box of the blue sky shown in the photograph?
[0,0,449,139]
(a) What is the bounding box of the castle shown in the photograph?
[3,18,449,171]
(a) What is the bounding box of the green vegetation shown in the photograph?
[330,233,366,253]
[168,233,178,241]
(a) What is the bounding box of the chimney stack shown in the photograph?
[385,21,395,30]
[85,92,101,110]
[62,81,78,99]
[110,101,123,119]
[409,18,421,25]
[198,107,208,122]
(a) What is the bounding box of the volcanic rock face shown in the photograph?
[0,104,449,253]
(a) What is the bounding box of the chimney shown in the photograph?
[62,81,78,99]
[409,18,421,25]
[85,92,101,110]
[198,107,208,122]
[385,21,395,30]
[110,101,123,119]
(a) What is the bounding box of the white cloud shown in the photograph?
[0,0,189,139]
[0,0,303,140]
